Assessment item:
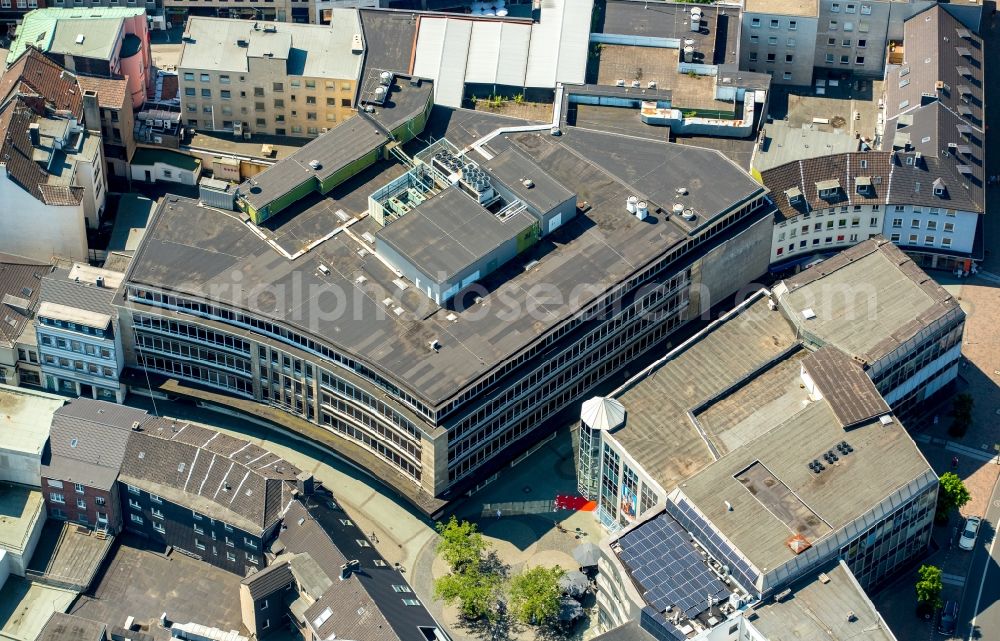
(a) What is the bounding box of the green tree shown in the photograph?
[915,564,943,610]
[509,565,565,626]
[948,393,974,438]
[435,566,505,623]
[436,516,486,572]
[937,472,971,521]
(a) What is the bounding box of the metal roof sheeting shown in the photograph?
[412,0,592,107]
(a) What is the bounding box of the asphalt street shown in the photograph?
[965,470,1000,640]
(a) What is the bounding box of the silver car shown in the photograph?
[958,516,981,551]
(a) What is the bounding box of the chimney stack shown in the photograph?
[28,122,40,147]
[82,90,101,133]
[296,471,314,496]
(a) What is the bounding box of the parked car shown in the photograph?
[959,516,982,551]
[938,600,958,635]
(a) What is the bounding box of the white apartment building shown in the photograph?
[762,150,980,271]
[36,264,126,403]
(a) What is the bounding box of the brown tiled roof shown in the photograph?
[77,75,128,110]
[761,152,893,221]
[160,74,178,101]
[0,99,83,207]
[0,49,83,120]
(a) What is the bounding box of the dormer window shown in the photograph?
[932,178,946,197]
[785,187,803,204]
[815,179,841,199]
[855,176,872,195]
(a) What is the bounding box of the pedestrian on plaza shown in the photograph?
[496,508,502,519]
[952,455,959,469]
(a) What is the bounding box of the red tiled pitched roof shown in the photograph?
[77,75,129,110]
[0,98,83,207]
[0,49,83,120]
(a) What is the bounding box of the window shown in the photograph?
[944,222,955,232]
[272,82,284,92]
[789,20,797,30]
[768,36,778,45]
[220,75,230,84]
[150,494,162,504]
[856,56,865,65]
[227,551,236,561]
[828,37,836,46]
[183,72,194,81]
[221,90,231,99]
[201,89,211,98]
[891,218,903,228]
[195,539,206,551]
[193,510,203,520]
[306,95,316,104]
[826,53,835,63]
[787,38,796,47]
[127,484,140,495]
[749,52,758,62]
[829,20,838,30]
[785,54,794,63]
[924,236,935,246]
[131,513,144,525]
[776,247,784,256]
[846,3,855,12]
[842,38,851,47]
[890,233,901,242]
[305,79,316,89]
[224,523,233,532]
[48,479,64,488]
[152,508,163,518]
[911,220,921,229]
[392,585,412,593]
[841,55,850,64]
[274,99,285,108]
[783,72,792,81]
[751,17,760,27]
[185,87,195,97]
[942,237,952,247]
[858,39,866,48]
[927,221,937,231]
[831,2,840,11]
[50,492,65,504]
[766,53,776,62]
[246,553,259,565]
[908,234,918,243]
[245,537,257,548]
[225,537,234,547]
[770,19,779,28]
[153,521,165,533]
[129,498,141,509]
[194,524,204,535]
[402,599,421,606]
[95,496,105,506]
[306,112,317,121]
[861,4,871,13]
[844,21,853,31]
[341,98,351,107]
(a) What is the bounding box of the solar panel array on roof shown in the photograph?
[618,513,730,619]
[669,499,759,594]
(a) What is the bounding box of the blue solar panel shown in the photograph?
[617,512,730,619]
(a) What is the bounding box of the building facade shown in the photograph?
[79,77,136,180]
[36,264,126,402]
[177,13,363,137]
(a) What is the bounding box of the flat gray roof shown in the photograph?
[376,184,536,284]
[752,122,860,173]
[751,561,896,641]
[180,13,365,79]
[482,147,576,216]
[240,115,389,211]
[777,238,961,365]
[0,385,64,457]
[128,125,765,407]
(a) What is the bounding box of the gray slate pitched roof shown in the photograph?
[0,253,51,347]
[41,399,145,490]
[242,557,296,601]
[39,268,118,316]
[118,418,301,534]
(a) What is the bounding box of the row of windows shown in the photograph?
[449,271,690,442]
[449,306,685,483]
[136,332,252,375]
[39,334,114,359]
[128,290,434,421]
[890,218,956,232]
[319,370,422,439]
[138,353,254,396]
[42,354,116,378]
[39,316,110,337]
[889,233,954,248]
[320,393,421,460]
[133,313,251,354]
[182,73,352,93]
[449,284,689,464]
[319,410,421,480]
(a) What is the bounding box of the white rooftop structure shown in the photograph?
[581,396,626,431]
[412,0,592,107]
[0,384,65,485]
